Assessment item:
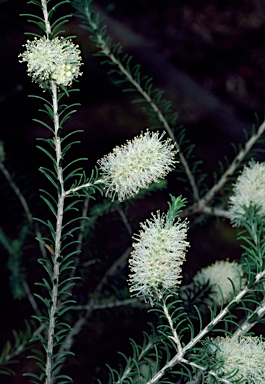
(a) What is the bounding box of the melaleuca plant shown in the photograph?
[2,1,179,381]
[70,1,265,383]
[1,0,265,383]
[17,1,90,383]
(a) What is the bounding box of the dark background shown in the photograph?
[0,0,265,382]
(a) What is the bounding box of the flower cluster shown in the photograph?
[128,210,189,304]
[207,336,265,383]
[193,260,245,306]
[229,161,265,226]
[98,131,177,201]
[19,36,82,87]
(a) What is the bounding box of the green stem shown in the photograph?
[146,268,265,383]
[44,80,65,384]
[39,1,65,382]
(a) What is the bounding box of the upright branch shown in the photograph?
[44,80,64,384]
[41,0,51,36]
[19,0,83,381]
[39,3,64,382]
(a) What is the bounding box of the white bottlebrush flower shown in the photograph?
[228,161,265,226]
[128,211,189,304]
[19,36,82,87]
[207,336,265,383]
[97,131,177,201]
[193,260,245,306]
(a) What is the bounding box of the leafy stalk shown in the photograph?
[22,1,83,382]
[72,0,201,202]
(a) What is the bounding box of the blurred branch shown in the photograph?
[92,4,251,141]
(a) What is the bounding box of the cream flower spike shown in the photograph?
[128,196,189,305]
[98,130,177,201]
[193,260,246,306]
[229,161,265,226]
[19,36,82,87]
[207,336,265,383]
